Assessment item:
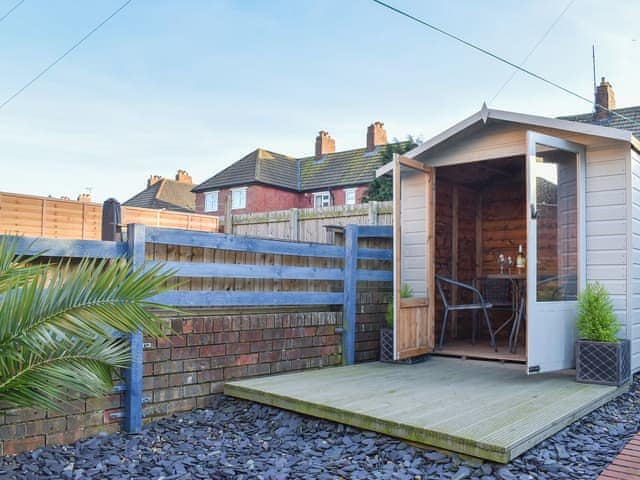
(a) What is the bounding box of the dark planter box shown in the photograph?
[380,328,394,362]
[576,338,631,386]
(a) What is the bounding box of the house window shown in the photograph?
[231,187,247,209]
[204,191,218,212]
[344,188,357,205]
[314,191,331,208]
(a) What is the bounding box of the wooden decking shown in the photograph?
[225,357,626,463]
[436,339,526,363]
[599,432,640,479]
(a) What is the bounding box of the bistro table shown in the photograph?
[485,273,526,353]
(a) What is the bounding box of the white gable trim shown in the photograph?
[405,106,635,159]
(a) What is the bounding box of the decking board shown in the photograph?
[225,357,626,463]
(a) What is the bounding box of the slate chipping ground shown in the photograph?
[1,374,639,480]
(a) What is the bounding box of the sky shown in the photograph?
[0,0,638,203]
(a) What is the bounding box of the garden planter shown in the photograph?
[576,338,631,386]
[380,328,394,362]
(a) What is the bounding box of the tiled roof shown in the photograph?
[192,149,297,192]
[193,142,410,193]
[558,105,640,138]
[299,145,393,190]
[124,179,196,212]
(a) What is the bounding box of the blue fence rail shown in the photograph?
[7,224,392,432]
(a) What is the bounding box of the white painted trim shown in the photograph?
[405,106,633,160]
[376,161,394,177]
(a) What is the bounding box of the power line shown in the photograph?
[0,0,133,111]
[490,0,576,105]
[370,0,640,131]
[0,0,24,24]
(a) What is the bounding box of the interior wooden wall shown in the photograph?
[434,163,527,344]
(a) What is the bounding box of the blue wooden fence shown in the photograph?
[9,224,392,432]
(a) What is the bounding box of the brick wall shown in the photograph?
[0,284,393,456]
[0,308,343,456]
[141,309,342,421]
[355,287,392,362]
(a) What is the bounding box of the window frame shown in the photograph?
[231,187,247,210]
[203,190,219,212]
[313,191,331,208]
[344,188,357,205]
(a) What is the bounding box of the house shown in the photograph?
[192,122,405,215]
[124,169,196,212]
[379,78,640,375]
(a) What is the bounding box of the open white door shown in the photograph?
[526,132,586,374]
[387,154,435,360]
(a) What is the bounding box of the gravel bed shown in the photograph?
[1,375,639,480]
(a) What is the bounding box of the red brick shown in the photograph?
[183,358,211,371]
[259,351,281,363]
[300,347,321,358]
[169,373,197,387]
[197,369,223,383]
[239,330,262,342]
[304,327,317,336]
[226,343,250,355]
[167,335,186,348]
[45,429,85,447]
[143,375,169,390]
[321,345,339,355]
[143,363,153,376]
[247,363,270,376]
[183,384,209,398]
[211,356,236,368]
[154,387,182,403]
[215,331,239,344]
[171,347,200,360]
[199,344,225,357]
[153,360,183,375]
[282,349,301,360]
[187,333,212,346]
[182,319,194,334]
[236,353,259,366]
[103,408,124,425]
[4,435,45,454]
[223,366,248,380]
[144,348,171,363]
[85,394,121,412]
[262,328,284,340]
[317,326,334,336]
[250,341,273,353]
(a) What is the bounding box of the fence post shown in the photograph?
[368,201,379,225]
[224,195,233,234]
[289,208,299,241]
[342,224,358,365]
[123,223,145,433]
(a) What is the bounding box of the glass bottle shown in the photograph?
[516,244,526,270]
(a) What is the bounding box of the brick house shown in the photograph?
[124,169,196,212]
[192,122,404,215]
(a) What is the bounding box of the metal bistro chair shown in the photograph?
[435,275,497,351]
[476,277,517,346]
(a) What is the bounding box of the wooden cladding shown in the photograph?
[0,192,219,240]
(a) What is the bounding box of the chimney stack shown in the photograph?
[315,130,336,158]
[148,175,162,187]
[594,77,616,121]
[77,193,91,203]
[175,169,193,184]
[367,121,387,151]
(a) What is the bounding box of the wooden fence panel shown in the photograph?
[227,202,392,243]
[0,191,219,240]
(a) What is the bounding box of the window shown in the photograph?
[204,191,218,212]
[231,187,247,209]
[344,188,357,205]
[313,191,331,208]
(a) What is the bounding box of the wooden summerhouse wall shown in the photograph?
[417,121,637,366]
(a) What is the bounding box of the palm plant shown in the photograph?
[0,237,174,411]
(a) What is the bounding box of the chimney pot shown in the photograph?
[594,77,616,121]
[77,193,91,203]
[148,175,162,187]
[315,130,336,158]
[175,169,193,184]
[367,121,387,151]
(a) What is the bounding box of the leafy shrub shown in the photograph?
[386,283,413,329]
[576,282,620,342]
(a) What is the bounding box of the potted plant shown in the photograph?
[380,284,413,362]
[575,282,630,386]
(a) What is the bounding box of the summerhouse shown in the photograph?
[379,104,640,374]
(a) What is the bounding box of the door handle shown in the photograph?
[530,204,538,219]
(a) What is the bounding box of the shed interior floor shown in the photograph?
[434,155,528,361]
[436,339,526,363]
